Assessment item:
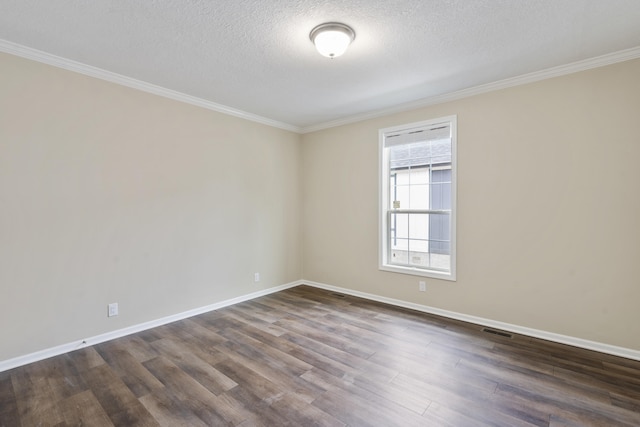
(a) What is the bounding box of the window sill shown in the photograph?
[379,263,456,281]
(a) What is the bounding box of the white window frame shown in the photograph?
[379,115,457,281]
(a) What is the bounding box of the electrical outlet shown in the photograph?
[419,281,426,292]
[108,302,119,317]
[254,273,260,282]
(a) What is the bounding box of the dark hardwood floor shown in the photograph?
[2,285,640,426]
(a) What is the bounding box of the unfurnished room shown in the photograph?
[1,1,640,426]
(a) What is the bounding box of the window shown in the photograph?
[379,116,456,280]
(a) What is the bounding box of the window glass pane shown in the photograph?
[390,238,408,265]
[408,213,429,240]
[409,184,429,209]
[393,185,410,210]
[409,167,429,185]
[429,182,451,209]
[394,169,410,185]
[429,213,450,254]
[429,252,450,271]
[408,242,429,267]
[408,213,429,268]
[392,213,409,239]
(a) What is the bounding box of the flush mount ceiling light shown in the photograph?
[309,22,355,58]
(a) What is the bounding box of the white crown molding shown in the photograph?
[300,46,640,133]
[0,39,302,134]
[0,280,302,373]
[302,280,640,362]
[2,39,639,137]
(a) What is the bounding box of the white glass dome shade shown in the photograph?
[309,23,355,58]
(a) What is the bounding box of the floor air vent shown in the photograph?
[331,293,346,298]
[482,328,512,338]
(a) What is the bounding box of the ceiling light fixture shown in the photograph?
[309,22,355,59]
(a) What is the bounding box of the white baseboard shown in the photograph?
[301,280,640,362]
[3,278,639,372]
[0,280,302,373]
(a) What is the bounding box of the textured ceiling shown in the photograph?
[1,0,640,131]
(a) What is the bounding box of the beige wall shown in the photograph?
[302,59,640,351]
[0,53,302,361]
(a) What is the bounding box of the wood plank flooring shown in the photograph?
[2,285,640,426]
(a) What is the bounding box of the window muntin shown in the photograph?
[379,116,456,280]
